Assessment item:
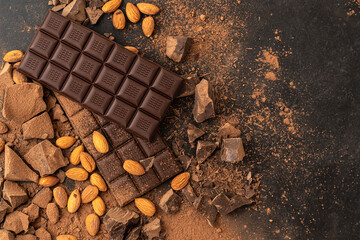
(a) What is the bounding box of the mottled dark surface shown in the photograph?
[1,0,359,239]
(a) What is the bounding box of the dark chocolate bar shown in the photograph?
[18,10,183,141]
[55,93,183,206]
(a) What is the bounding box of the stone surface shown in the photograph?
[22,204,39,222]
[221,138,245,163]
[35,227,51,240]
[159,189,182,214]
[5,146,39,183]
[142,218,161,240]
[3,181,28,209]
[194,195,218,227]
[3,211,29,234]
[181,184,197,204]
[0,199,12,223]
[218,123,241,138]
[192,79,215,123]
[32,188,52,209]
[187,123,205,143]
[177,74,200,98]
[166,36,192,62]
[139,157,155,172]
[85,7,103,25]
[196,141,217,163]
[104,207,140,239]
[62,0,86,22]
[0,230,15,240]
[24,140,68,177]
[15,234,37,240]
[22,112,54,140]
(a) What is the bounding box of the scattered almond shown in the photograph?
[124,46,139,54]
[137,3,160,15]
[92,196,106,216]
[13,69,28,84]
[113,9,126,30]
[56,136,76,149]
[39,176,59,187]
[86,214,100,236]
[46,202,60,224]
[81,185,99,203]
[90,173,107,192]
[171,172,190,190]
[135,198,156,216]
[70,145,84,165]
[67,189,81,213]
[123,160,145,176]
[142,16,155,37]
[53,186,68,209]
[80,152,96,172]
[13,62,20,69]
[57,235,77,240]
[126,3,141,23]
[3,50,24,62]
[93,131,109,153]
[0,138,5,153]
[102,0,122,13]
[65,168,89,181]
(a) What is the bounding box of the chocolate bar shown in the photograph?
[55,93,183,206]
[18,10,183,141]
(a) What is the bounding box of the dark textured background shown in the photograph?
[0,0,359,239]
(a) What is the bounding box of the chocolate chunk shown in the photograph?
[35,228,51,240]
[32,188,52,209]
[194,196,218,227]
[136,134,167,157]
[181,184,197,204]
[3,211,29,234]
[187,123,205,143]
[125,226,141,240]
[211,192,254,215]
[85,7,103,25]
[166,36,192,62]
[196,141,216,163]
[5,146,39,183]
[62,0,86,22]
[179,154,192,170]
[89,0,104,8]
[54,92,82,117]
[192,79,215,123]
[22,112,54,140]
[177,74,200,98]
[70,109,99,138]
[104,207,140,239]
[0,199,12,223]
[0,230,15,240]
[3,181,28,209]
[221,138,245,163]
[24,140,68,176]
[218,123,241,138]
[15,234,37,240]
[159,189,182,214]
[139,157,155,171]
[109,175,139,206]
[52,4,66,12]
[153,150,183,182]
[142,218,161,239]
[45,94,57,111]
[0,63,14,92]
[22,204,40,223]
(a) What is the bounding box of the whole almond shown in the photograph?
[13,69,28,84]
[86,214,100,236]
[53,186,68,208]
[93,131,109,153]
[92,196,106,216]
[57,235,77,240]
[123,160,145,176]
[13,62,20,69]
[124,46,139,54]
[80,152,96,172]
[3,50,24,62]
[67,189,81,213]
[102,0,122,13]
[126,3,140,23]
[39,176,59,187]
[81,185,99,203]
[56,136,76,149]
[0,138,5,153]
[137,3,160,15]
[46,202,60,224]
[65,168,89,181]
[135,198,156,216]
[113,9,126,30]
[70,145,84,165]
[171,172,190,190]
[142,16,155,37]
[90,173,107,192]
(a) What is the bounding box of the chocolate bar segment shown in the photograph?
[18,10,183,141]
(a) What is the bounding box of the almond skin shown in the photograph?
[67,189,81,213]
[39,176,59,187]
[65,168,89,181]
[86,214,100,236]
[126,3,141,23]
[113,9,126,30]
[92,196,106,216]
[124,46,139,54]
[142,16,155,37]
[171,172,190,190]
[90,173,107,192]
[123,160,145,176]
[57,235,77,240]
[13,69,28,84]
[3,50,23,62]
[93,131,109,154]
[81,185,99,203]
[53,186,68,209]
[135,198,156,216]
[70,145,84,165]
[56,136,76,149]
[102,0,122,13]
[137,3,160,15]
[80,152,96,172]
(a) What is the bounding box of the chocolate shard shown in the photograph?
[159,189,182,214]
[0,63,14,90]
[4,146,39,183]
[139,157,155,172]
[0,199,12,223]
[142,218,161,240]
[22,204,40,223]
[187,123,205,144]
[3,181,28,209]
[35,227,51,240]
[181,184,197,204]
[194,195,218,227]
[3,211,29,234]
[22,112,54,139]
[212,193,254,215]
[196,141,216,163]
[85,7,103,25]
[177,74,200,98]
[166,36,192,62]
[32,188,52,209]
[179,154,192,170]
[24,140,69,177]
[221,138,245,163]
[62,0,86,22]
[104,207,140,239]
[218,123,241,138]
[0,230,15,240]
[192,79,215,123]
[52,4,66,12]
[125,226,141,240]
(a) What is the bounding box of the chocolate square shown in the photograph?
[72,55,102,82]
[151,68,183,99]
[69,109,99,138]
[62,75,90,102]
[116,139,145,161]
[117,77,147,106]
[97,153,125,182]
[128,111,159,141]
[62,22,91,50]
[83,87,113,115]
[94,114,109,126]
[30,31,58,58]
[109,175,139,206]
[128,57,159,85]
[18,52,47,79]
[105,45,136,73]
[103,123,132,147]
[40,11,69,38]
[51,43,79,70]
[39,63,68,90]
[105,99,136,128]
[140,90,171,119]
[83,33,113,62]
[153,150,183,181]
[136,133,167,157]
[131,169,161,194]
[94,66,124,94]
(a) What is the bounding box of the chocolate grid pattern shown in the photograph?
[18,10,183,141]
[55,93,183,207]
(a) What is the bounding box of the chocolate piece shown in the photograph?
[16,234,37,240]
[35,228,51,240]
[52,4,66,12]
[211,193,254,215]
[194,195,218,227]
[0,122,8,134]
[22,204,40,223]
[193,79,215,123]
[85,7,103,25]
[166,36,192,62]
[218,123,241,138]
[187,123,205,143]
[153,150,183,181]
[179,154,192,170]
[139,157,155,171]
[177,74,200,98]
[3,211,29,234]
[22,112,54,139]
[3,181,28,209]
[88,0,104,8]
[221,138,245,163]
[125,226,141,240]
[18,11,183,141]
[62,0,86,22]
[181,184,197,204]
[159,189,182,214]
[196,141,216,163]
[142,218,161,239]
[104,207,140,239]
[32,188,52,209]
[0,230,14,240]
[0,199,12,223]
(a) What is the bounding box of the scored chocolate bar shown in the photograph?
[56,93,183,206]
[18,10,183,141]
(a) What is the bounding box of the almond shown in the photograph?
[135,198,156,216]
[142,16,155,37]
[53,186,68,209]
[46,202,60,224]
[57,235,77,240]
[137,3,160,15]
[126,3,141,23]
[13,62,20,69]
[102,0,122,13]
[123,160,145,176]
[171,172,190,190]
[70,145,84,165]
[39,176,59,187]
[13,69,28,84]
[81,185,99,203]
[65,168,89,181]
[113,9,126,30]
[90,173,107,192]
[80,152,96,172]
[92,196,106,216]
[93,131,109,153]
[124,46,139,54]
[67,189,81,213]
[0,138,5,153]
[3,50,24,62]
[86,214,100,236]
[56,136,76,149]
